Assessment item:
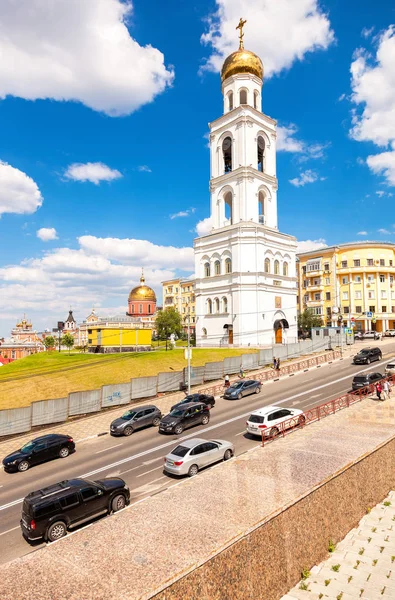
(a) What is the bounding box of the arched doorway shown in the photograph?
[274,318,289,344]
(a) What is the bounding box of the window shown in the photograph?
[239,89,247,104]
[355,291,362,299]
[369,305,376,312]
[206,299,212,314]
[314,293,321,301]
[367,275,374,282]
[344,306,350,314]
[380,274,385,283]
[258,190,265,223]
[381,290,387,299]
[283,262,288,276]
[81,486,99,502]
[222,137,232,173]
[341,260,348,268]
[88,329,92,334]
[224,191,233,224]
[139,304,143,313]
[214,260,221,275]
[274,260,280,275]
[148,305,151,314]
[202,328,207,337]
[131,305,135,314]
[264,258,270,273]
[368,291,375,299]
[307,261,321,272]
[367,258,374,266]
[257,136,265,172]
[382,306,387,313]
[324,263,330,271]
[214,298,220,313]
[325,277,330,285]
[310,307,323,315]
[326,292,331,301]
[326,307,331,316]
[342,291,349,300]
[391,276,394,284]
[390,260,393,267]
[380,259,385,266]
[88,338,92,344]
[228,91,233,111]
[225,258,232,273]
[354,275,361,283]
[60,493,80,509]
[354,259,360,267]
[342,276,348,284]
[356,306,362,313]
[204,262,210,277]
[222,297,228,313]
[392,307,395,313]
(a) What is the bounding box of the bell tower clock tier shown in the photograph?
[194,19,297,347]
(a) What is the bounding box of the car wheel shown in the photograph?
[188,464,199,477]
[152,417,161,427]
[270,427,279,439]
[59,446,69,458]
[366,359,370,364]
[237,393,243,400]
[174,424,183,435]
[298,415,306,426]
[255,386,261,394]
[224,449,233,461]
[111,494,126,513]
[46,521,67,542]
[17,460,29,472]
[123,426,133,436]
[201,414,209,425]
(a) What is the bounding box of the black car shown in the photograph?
[20,477,130,542]
[159,402,210,435]
[224,379,261,400]
[2,434,75,473]
[352,347,382,365]
[171,393,215,412]
[110,404,162,436]
[352,372,383,391]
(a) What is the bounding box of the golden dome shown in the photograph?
[128,273,156,302]
[221,48,263,83]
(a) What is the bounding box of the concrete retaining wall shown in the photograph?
[32,397,69,427]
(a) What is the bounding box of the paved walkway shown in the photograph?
[283,491,395,600]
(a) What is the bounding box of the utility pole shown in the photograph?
[187,307,191,395]
[54,321,64,353]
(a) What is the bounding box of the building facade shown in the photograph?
[194,24,297,347]
[297,242,395,332]
[0,317,44,360]
[162,278,196,335]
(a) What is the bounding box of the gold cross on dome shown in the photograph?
[236,18,247,49]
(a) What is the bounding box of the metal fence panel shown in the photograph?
[184,366,205,386]
[101,382,131,408]
[258,349,273,366]
[68,389,101,416]
[0,407,32,436]
[241,353,259,371]
[157,371,183,393]
[204,361,224,382]
[223,356,242,375]
[32,397,68,427]
[131,376,157,400]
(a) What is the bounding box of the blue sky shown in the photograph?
[0,0,395,336]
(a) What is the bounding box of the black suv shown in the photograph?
[352,372,383,391]
[352,347,382,365]
[171,393,215,412]
[20,477,130,542]
[159,402,210,435]
[3,434,75,473]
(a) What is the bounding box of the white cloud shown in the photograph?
[296,239,327,254]
[338,93,346,101]
[0,0,174,117]
[375,190,385,197]
[289,170,319,187]
[36,228,58,242]
[195,216,214,237]
[64,162,122,185]
[170,208,196,220]
[361,26,375,39]
[277,124,329,161]
[378,228,391,234]
[201,0,334,78]
[0,160,43,217]
[367,149,395,186]
[357,231,368,235]
[138,165,152,173]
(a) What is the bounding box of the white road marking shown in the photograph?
[235,431,246,436]
[0,526,20,536]
[0,497,24,512]
[95,443,122,455]
[142,457,163,466]
[136,465,164,478]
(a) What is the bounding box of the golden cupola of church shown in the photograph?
[221,18,263,83]
[127,270,157,317]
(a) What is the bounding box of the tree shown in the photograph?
[61,332,75,355]
[155,307,183,351]
[43,335,56,351]
[298,308,323,334]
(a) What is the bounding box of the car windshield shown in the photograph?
[358,350,370,355]
[170,445,190,457]
[229,382,243,389]
[354,376,368,382]
[249,414,265,424]
[184,395,197,402]
[169,409,184,418]
[120,411,137,420]
[20,441,35,454]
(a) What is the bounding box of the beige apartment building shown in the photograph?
[162,278,196,335]
[297,242,395,333]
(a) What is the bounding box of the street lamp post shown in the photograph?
[187,309,191,395]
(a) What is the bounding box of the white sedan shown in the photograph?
[164,438,234,477]
[246,405,305,438]
[385,359,395,376]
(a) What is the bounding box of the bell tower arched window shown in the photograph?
[224,192,233,224]
[239,89,247,105]
[206,299,212,314]
[274,260,280,275]
[204,262,210,277]
[283,262,289,276]
[225,258,232,273]
[223,137,232,173]
[214,298,220,313]
[258,191,265,225]
[264,258,270,273]
[222,297,228,313]
[257,136,265,172]
[228,92,233,111]
[214,260,221,275]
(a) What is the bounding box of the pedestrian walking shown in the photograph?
[239,368,245,379]
[224,374,230,389]
[383,380,391,400]
[276,358,281,371]
[376,382,383,401]
[273,357,277,370]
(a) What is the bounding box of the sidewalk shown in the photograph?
[283,491,395,599]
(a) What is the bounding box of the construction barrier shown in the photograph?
[68,389,101,416]
[157,371,183,393]
[32,397,69,427]
[131,376,158,400]
[0,407,32,436]
[101,383,131,408]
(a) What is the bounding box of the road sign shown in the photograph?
[345,328,353,335]
[367,312,373,318]
[351,317,355,322]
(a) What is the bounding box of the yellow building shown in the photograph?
[297,242,395,332]
[162,278,196,334]
[86,321,152,352]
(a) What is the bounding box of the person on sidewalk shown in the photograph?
[376,382,383,400]
[276,358,281,371]
[224,374,230,389]
[239,368,245,379]
[273,357,277,370]
[383,380,391,400]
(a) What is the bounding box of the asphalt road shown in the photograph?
[1,341,394,565]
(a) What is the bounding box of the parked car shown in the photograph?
[224,379,261,400]
[385,359,395,376]
[110,405,162,436]
[352,347,382,365]
[354,331,364,340]
[159,402,210,435]
[2,434,75,473]
[246,405,305,438]
[171,393,215,412]
[361,331,381,340]
[20,477,130,542]
[164,438,234,477]
[384,330,395,337]
[352,372,383,391]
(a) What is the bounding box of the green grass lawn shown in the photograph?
[0,347,257,410]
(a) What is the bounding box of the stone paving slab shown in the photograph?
[284,492,395,599]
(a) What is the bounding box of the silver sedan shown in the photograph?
[163,438,234,477]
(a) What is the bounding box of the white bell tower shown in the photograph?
[194,19,297,347]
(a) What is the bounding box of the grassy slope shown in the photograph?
[0,348,257,410]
